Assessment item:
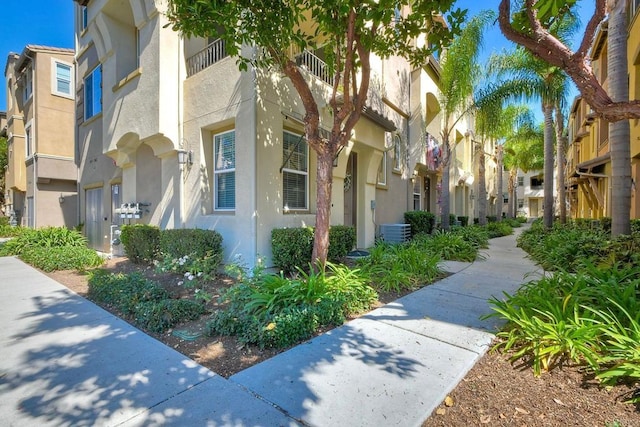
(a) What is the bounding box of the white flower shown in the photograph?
[184,272,190,277]
[177,280,184,286]
[197,272,203,277]
[187,274,195,281]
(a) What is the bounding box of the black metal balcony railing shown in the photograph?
[186,38,228,77]
[296,50,333,85]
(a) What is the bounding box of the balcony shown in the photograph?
[296,50,333,85]
[186,38,228,77]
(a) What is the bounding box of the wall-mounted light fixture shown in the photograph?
[178,149,193,166]
[58,193,65,204]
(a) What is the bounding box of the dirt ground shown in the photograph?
[46,258,639,426]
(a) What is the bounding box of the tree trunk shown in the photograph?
[441,138,452,230]
[311,150,335,267]
[555,108,567,224]
[508,169,517,218]
[608,0,631,235]
[543,104,555,229]
[477,140,487,226]
[496,145,504,221]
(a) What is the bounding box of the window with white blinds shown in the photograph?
[214,130,235,210]
[282,131,308,210]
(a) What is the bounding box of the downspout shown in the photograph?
[178,34,185,229]
[26,51,36,228]
[252,46,259,268]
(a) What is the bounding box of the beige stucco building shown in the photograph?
[74,0,483,266]
[3,45,77,228]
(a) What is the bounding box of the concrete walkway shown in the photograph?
[0,226,540,426]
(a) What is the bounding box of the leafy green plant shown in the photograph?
[0,224,22,238]
[404,210,436,235]
[120,224,160,264]
[420,230,478,262]
[134,299,205,333]
[20,245,104,272]
[484,222,513,238]
[271,226,356,273]
[1,226,87,256]
[159,228,223,263]
[88,271,170,315]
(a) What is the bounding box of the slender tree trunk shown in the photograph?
[311,150,335,267]
[608,0,631,235]
[441,138,451,230]
[496,145,504,221]
[543,104,555,229]
[508,169,517,218]
[477,140,487,226]
[555,108,567,224]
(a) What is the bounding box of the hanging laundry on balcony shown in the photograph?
[426,134,441,171]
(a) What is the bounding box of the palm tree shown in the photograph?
[437,10,494,230]
[503,121,545,218]
[489,48,571,229]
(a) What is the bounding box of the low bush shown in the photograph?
[487,215,498,223]
[451,226,489,249]
[487,263,640,401]
[358,241,442,292]
[0,226,87,256]
[502,218,522,228]
[120,224,160,264]
[485,222,513,239]
[416,230,478,262]
[0,225,22,238]
[404,211,436,235]
[20,246,104,272]
[271,226,356,273]
[207,262,377,348]
[88,270,204,333]
[160,228,223,261]
[134,299,205,333]
[457,216,469,227]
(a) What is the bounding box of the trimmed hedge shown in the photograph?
[160,228,223,259]
[457,216,469,227]
[271,226,356,273]
[20,246,104,272]
[404,211,436,235]
[121,224,160,264]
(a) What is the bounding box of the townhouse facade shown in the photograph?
[3,45,77,228]
[73,0,480,266]
[566,1,640,220]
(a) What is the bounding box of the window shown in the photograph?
[25,125,33,158]
[393,135,402,171]
[503,192,509,204]
[413,179,421,210]
[53,61,73,97]
[530,176,543,189]
[84,65,102,120]
[23,67,33,102]
[214,130,235,210]
[377,153,387,186]
[81,6,88,30]
[282,131,308,210]
[517,199,524,209]
[7,79,12,110]
[517,176,524,187]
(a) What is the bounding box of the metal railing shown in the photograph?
[186,38,228,77]
[296,50,333,85]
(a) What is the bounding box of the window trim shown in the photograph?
[81,6,88,31]
[392,134,402,173]
[23,66,33,103]
[282,130,309,211]
[84,65,102,120]
[52,59,74,98]
[377,152,387,187]
[213,129,236,211]
[25,121,34,159]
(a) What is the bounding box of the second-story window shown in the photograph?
[517,176,524,187]
[53,61,73,98]
[377,153,387,186]
[84,65,102,120]
[25,124,33,158]
[81,6,88,31]
[214,130,236,211]
[23,67,33,103]
[282,131,308,211]
[393,134,402,172]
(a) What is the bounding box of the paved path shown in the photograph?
[0,226,539,426]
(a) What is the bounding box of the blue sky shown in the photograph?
[0,1,593,115]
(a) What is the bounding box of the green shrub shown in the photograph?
[327,225,356,261]
[417,230,478,262]
[207,262,377,348]
[158,228,223,275]
[451,225,489,249]
[449,213,457,226]
[0,216,9,227]
[134,299,205,333]
[502,218,522,228]
[120,224,160,264]
[160,228,223,260]
[516,215,528,223]
[487,215,498,223]
[88,271,170,315]
[20,246,104,272]
[404,211,435,235]
[271,226,356,273]
[485,222,513,238]
[457,216,469,227]
[0,226,87,256]
[0,225,22,238]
